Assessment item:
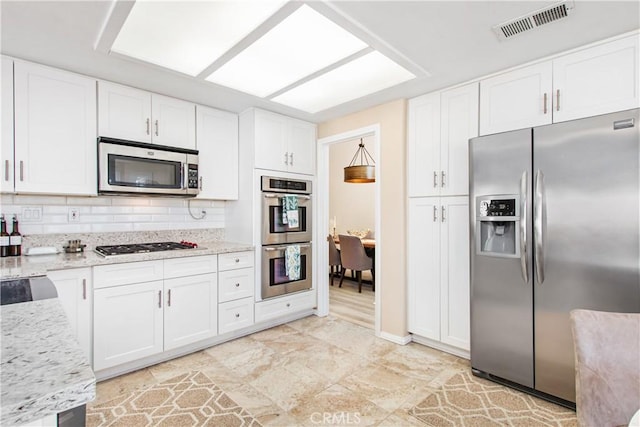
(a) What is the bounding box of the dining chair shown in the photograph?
[570,309,640,427]
[327,235,341,285]
[338,234,374,293]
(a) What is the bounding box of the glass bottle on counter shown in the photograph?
[0,215,9,257]
[9,215,21,256]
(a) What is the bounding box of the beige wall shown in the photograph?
[319,99,407,338]
[329,135,376,238]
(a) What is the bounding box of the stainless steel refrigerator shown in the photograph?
[469,108,640,407]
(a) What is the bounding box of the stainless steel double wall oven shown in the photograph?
[260,176,312,299]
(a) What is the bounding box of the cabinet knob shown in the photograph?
[235,313,240,318]
[286,303,291,307]
[235,258,240,263]
[235,283,240,287]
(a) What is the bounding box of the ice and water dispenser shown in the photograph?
[476,196,520,258]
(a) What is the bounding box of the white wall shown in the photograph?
[0,194,225,235]
[328,135,376,238]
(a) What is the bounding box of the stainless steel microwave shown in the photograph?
[98,137,199,197]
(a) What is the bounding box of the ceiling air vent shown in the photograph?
[493,1,574,41]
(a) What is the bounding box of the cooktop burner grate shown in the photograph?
[94,242,194,257]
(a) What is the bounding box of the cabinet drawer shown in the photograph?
[218,268,254,303]
[218,251,254,271]
[94,260,163,289]
[255,291,316,323]
[218,297,254,334]
[164,255,217,279]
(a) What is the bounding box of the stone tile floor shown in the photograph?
[93,314,470,426]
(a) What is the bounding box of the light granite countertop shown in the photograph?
[1,298,96,426]
[0,240,254,280]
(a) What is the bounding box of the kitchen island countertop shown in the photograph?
[0,240,254,280]
[1,298,96,426]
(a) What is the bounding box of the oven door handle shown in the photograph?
[263,193,311,200]
[264,244,311,251]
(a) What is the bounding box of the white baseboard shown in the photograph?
[411,334,470,359]
[379,331,412,345]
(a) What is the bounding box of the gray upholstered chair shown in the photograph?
[570,309,640,427]
[328,235,341,285]
[338,234,374,293]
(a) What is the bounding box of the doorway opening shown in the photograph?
[316,124,381,336]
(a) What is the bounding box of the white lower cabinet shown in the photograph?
[408,196,470,353]
[93,256,218,371]
[255,290,316,323]
[217,251,255,334]
[218,297,254,334]
[46,268,92,361]
[164,273,217,351]
[94,280,164,371]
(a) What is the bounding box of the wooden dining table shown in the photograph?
[333,236,375,249]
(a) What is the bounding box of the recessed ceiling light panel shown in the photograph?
[271,51,416,113]
[205,5,368,97]
[111,0,286,76]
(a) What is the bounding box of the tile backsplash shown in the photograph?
[0,194,225,235]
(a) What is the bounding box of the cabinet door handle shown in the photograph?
[19,161,24,181]
[433,205,438,222]
[158,290,162,308]
[289,152,294,166]
[4,160,9,181]
[441,205,446,222]
[167,289,171,307]
[441,171,446,188]
[146,118,150,135]
[284,152,289,165]
[155,120,159,136]
[433,171,438,188]
[199,177,203,191]
[556,89,560,111]
[82,279,87,300]
[543,93,548,114]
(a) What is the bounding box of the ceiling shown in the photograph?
[1,1,638,123]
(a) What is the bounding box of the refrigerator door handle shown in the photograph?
[520,171,529,284]
[534,169,546,285]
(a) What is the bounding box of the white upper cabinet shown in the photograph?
[196,105,238,200]
[13,60,97,195]
[408,92,440,197]
[1,56,13,193]
[440,83,479,196]
[480,34,639,135]
[98,81,151,143]
[408,82,478,197]
[248,108,316,175]
[98,81,196,150]
[479,61,553,135]
[552,35,639,123]
[151,94,196,149]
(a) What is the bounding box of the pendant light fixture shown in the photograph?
[344,138,375,183]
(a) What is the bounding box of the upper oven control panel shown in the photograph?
[261,176,312,194]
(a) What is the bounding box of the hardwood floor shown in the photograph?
[328,273,375,330]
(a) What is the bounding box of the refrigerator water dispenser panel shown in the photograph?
[476,195,520,258]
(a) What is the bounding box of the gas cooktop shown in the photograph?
[94,242,196,257]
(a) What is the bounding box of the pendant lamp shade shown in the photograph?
[344,139,375,183]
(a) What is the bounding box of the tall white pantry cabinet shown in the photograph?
[407,82,477,357]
